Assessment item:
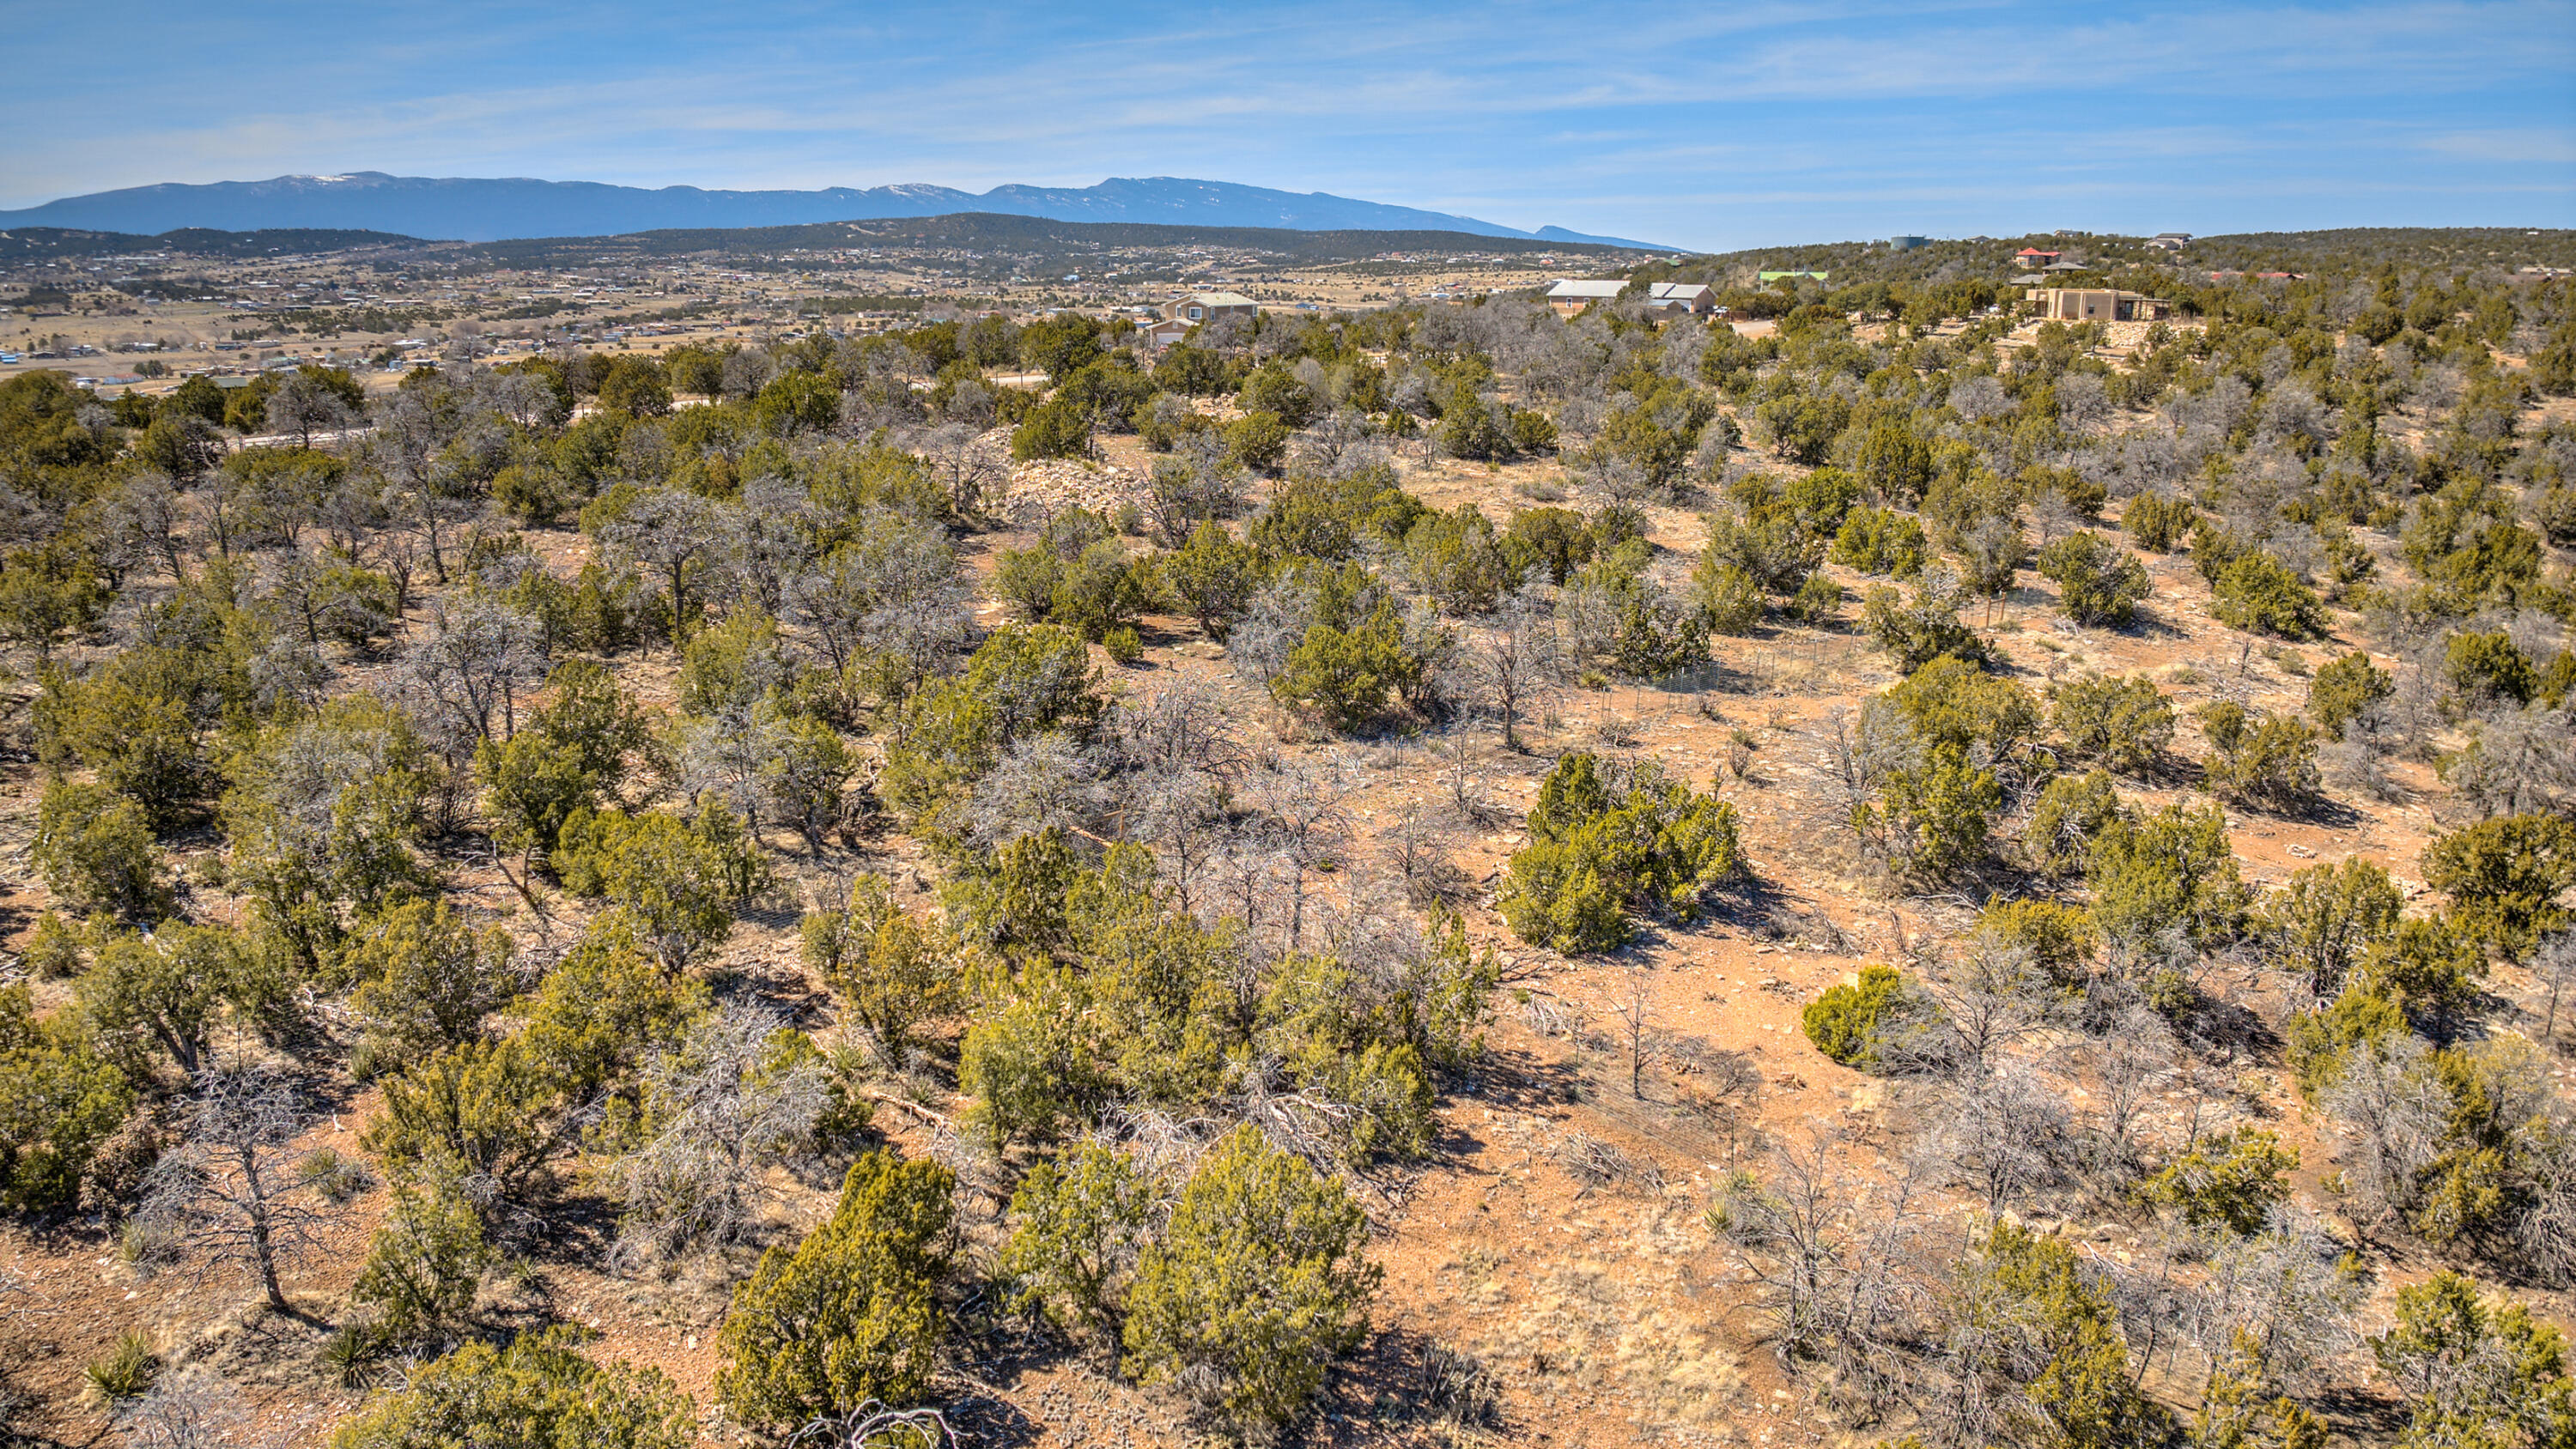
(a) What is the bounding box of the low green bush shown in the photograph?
[2198,701,2318,809]
[1829,506,1930,576]
[2048,674,2174,774]
[2034,530,2151,626]
[2122,493,2194,551]
[1497,754,1745,955]
[2307,652,2391,738]
[1861,572,1984,670]
[2212,552,2327,639]
[1801,964,1909,1069]
[32,780,169,922]
[1976,897,2100,981]
[2136,1127,2298,1236]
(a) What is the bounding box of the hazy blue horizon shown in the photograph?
[3,0,2569,252]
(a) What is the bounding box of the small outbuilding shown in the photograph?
[1131,317,1193,350]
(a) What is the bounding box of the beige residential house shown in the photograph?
[2025,288,2172,322]
[1643,282,1715,314]
[1545,279,1626,313]
[1164,292,1257,323]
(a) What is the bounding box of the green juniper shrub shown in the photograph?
[2197,701,2320,809]
[2189,518,2250,587]
[1249,467,1426,562]
[1136,395,1218,452]
[1500,506,1595,585]
[1850,654,2041,882]
[1011,396,1095,461]
[1696,562,1766,637]
[800,873,956,1055]
[2359,913,2489,1039]
[1237,362,1319,428]
[1866,748,2004,882]
[2024,768,2127,880]
[2211,552,2328,639]
[959,986,1095,1155]
[1881,652,2043,757]
[1268,600,1433,733]
[2441,630,2536,711]
[1497,753,1746,955]
[32,779,171,922]
[2048,674,2174,775]
[331,1325,696,1449]
[362,1042,557,1203]
[1696,470,1843,597]
[2419,813,2576,961]
[1860,569,1984,670]
[20,911,83,979]
[360,916,707,1204]
[218,694,440,968]
[341,899,518,1077]
[1121,1125,1379,1434]
[1828,505,1931,577]
[2022,462,2106,517]
[351,1165,498,1345]
[1852,414,1933,504]
[1224,411,1291,472]
[1403,503,1511,615]
[2034,530,2151,626]
[2136,1127,2299,1237]
[2536,648,2576,708]
[1801,963,1916,1070]
[2256,857,2403,997]
[2087,801,2251,951]
[0,983,135,1214]
[33,656,213,830]
[79,924,246,1081]
[2307,651,2392,739]
[1788,572,1845,626]
[1162,519,1266,640]
[2121,492,2195,551]
[1000,1141,1154,1349]
[554,807,765,967]
[514,917,711,1110]
[675,609,792,717]
[1608,587,1714,677]
[1046,541,1158,643]
[2372,1271,2576,1449]
[716,1149,956,1428]
[2538,479,2576,546]
[1976,897,2101,984]
[879,623,1103,835]
[1960,1225,2165,1446]
[0,535,112,663]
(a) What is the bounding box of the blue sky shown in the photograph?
[2,0,2570,250]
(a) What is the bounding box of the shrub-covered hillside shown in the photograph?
[3,244,2574,1447]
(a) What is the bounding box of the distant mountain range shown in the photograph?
[0,173,1673,251]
